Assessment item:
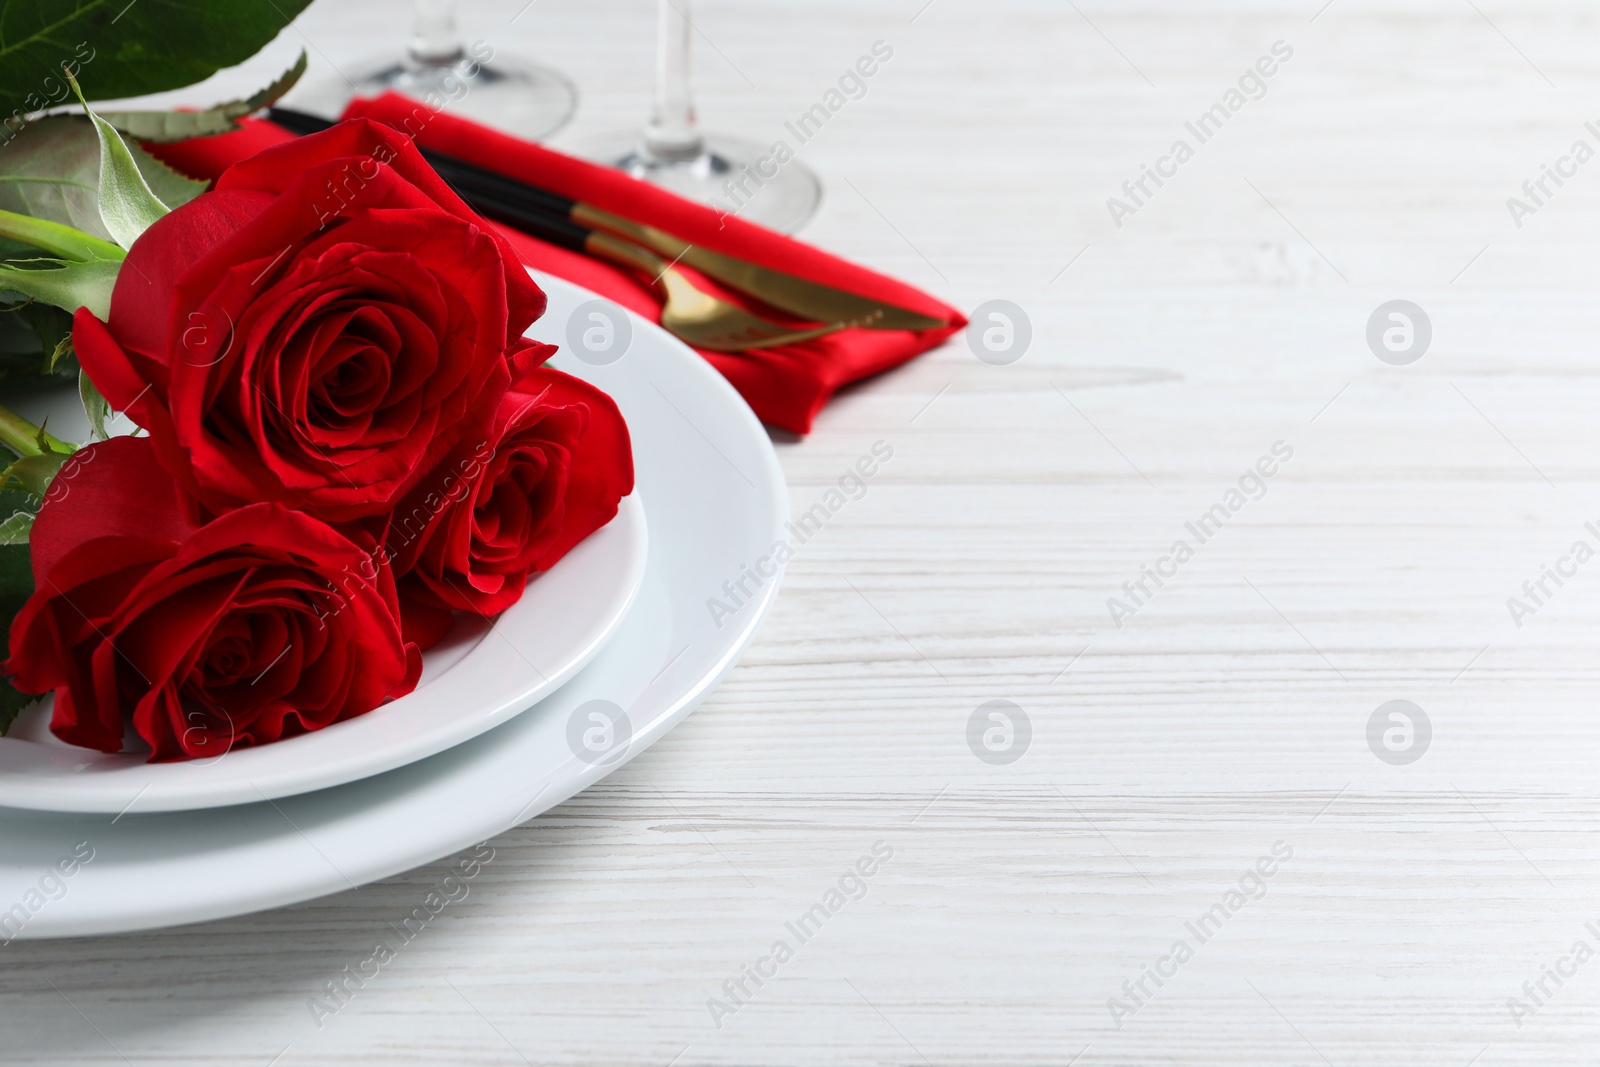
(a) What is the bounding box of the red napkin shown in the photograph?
[144,93,965,434]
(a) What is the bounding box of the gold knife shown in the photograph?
[569,204,952,333]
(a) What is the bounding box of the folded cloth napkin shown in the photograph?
[144,93,965,434]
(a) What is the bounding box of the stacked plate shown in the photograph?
[0,273,787,938]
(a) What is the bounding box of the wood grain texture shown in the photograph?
[8,0,1600,1063]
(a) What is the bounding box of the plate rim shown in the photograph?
[0,277,656,815]
[0,496,648,815]
[1,270,789,938]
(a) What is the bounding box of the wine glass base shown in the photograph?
[296,53,578,142]
[573,131,822,234]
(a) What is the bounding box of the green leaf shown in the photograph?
[0,488,35,555]
[0,1,314,120]
[0,237,37,261]
[0,679,39,734]
[100,50,307,143]
[0,256,119,318]
[0,297,75,384]
[49,332,74,373]
[78,366,110,441]
[68,72,168,249]
[0,677,38,734]
[0,308,50,370]
[0,539,38,735]
[19,296,73,349]
[1,448,69,498]
[0,511,31,545]
[0,116,205,242]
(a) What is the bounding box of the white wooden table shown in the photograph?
[10,1,1600,1063]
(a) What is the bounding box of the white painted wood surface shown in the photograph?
[10,0,1600,1063]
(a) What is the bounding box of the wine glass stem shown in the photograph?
[644,0,704,160]
[409,0,465,66]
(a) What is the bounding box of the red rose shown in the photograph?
[5,437,420,761]
[386,364,634,644]
[72,119,548,522]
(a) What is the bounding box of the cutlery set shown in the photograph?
[269,107,949,351]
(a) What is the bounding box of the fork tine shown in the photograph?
[583,230,878,352]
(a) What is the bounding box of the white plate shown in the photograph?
[0,272,787,937]
[0,377,649,817]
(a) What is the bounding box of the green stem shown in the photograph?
[0,402,74,457]
[0,208,123,263]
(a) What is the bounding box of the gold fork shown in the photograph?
[581,230,875,352]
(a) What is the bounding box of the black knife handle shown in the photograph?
[266,106,579,218]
